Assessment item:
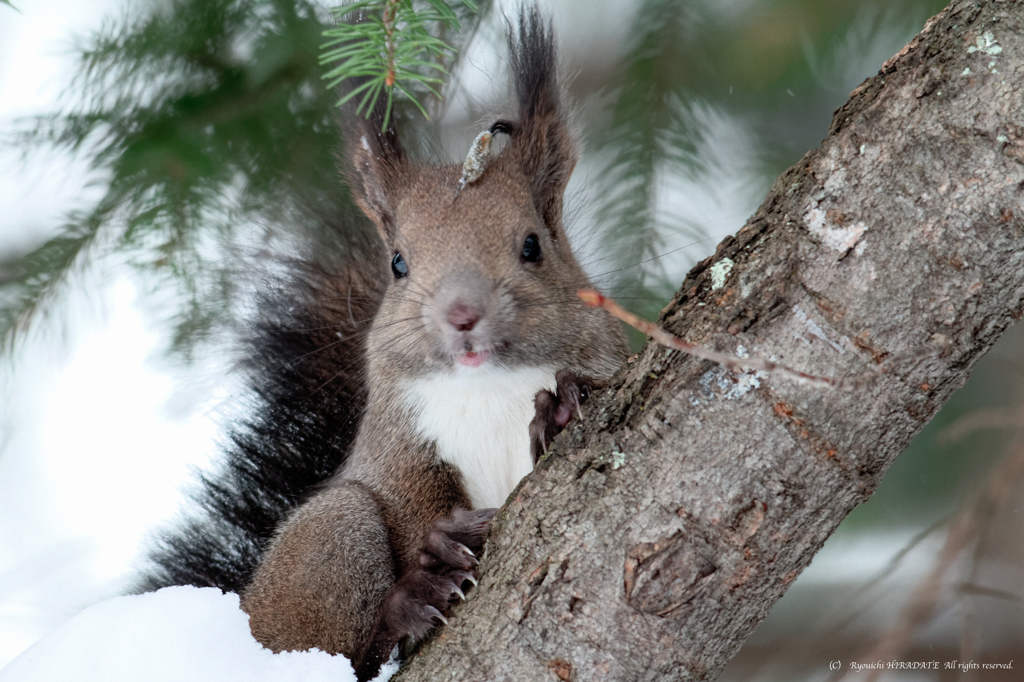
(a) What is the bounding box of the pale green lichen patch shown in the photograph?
[694,351,764,404]
[610,450,627,470]
[710,258,734,291]
[968,31,1002,56]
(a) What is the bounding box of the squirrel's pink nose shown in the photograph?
[446,303,481,332]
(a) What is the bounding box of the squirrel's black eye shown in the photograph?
[391,252,408,279]
[521,234,542,263]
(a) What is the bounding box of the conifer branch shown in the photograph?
[321,0,477,128]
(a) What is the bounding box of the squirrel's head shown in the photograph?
[342,8,625,379]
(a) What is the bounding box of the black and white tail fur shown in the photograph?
[136,205,385,594]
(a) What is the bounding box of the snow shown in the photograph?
[0,587,398,682]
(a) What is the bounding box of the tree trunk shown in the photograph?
[399,1,1024,679]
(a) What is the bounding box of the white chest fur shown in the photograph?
[404,365,556,509]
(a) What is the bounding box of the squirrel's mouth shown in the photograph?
[448,336,508,368]
[455,349,491,368]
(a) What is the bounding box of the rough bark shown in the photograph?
[399,1,1024,680]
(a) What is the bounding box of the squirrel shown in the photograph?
[139,8,627,682]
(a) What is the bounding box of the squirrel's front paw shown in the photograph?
[530,369,598,462]
[381,507,496,642]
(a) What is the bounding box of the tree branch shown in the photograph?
[399,1,1024,679]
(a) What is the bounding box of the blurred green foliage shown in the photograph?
[1,0,486,359]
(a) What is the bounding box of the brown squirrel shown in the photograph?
[240,9,627,679]
[139,8,626,681]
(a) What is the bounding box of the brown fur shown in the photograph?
[241,9,627,680]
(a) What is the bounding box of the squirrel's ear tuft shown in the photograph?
[506,7,577,236]
[341,82,407,244]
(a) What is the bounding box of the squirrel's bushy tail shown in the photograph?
[136,199,385,594]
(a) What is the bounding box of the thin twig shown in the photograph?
[578,289,891,389]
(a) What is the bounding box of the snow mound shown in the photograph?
[0,586,397,682]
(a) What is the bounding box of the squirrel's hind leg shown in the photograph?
[241,481,394,662]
